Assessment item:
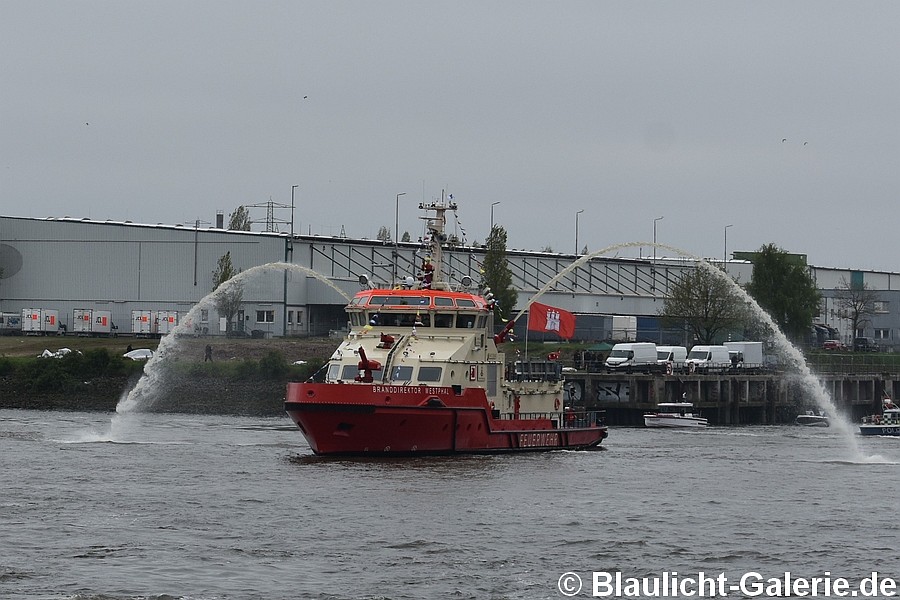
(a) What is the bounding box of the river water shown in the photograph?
[3,409,900,600]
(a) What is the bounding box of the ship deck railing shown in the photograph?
[497,410,604,428]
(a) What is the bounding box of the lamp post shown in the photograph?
[575,209,584,254]
[490,201,500,231]
[284,184,298,337]
[290,185,298,260]
[724,224,733,269]
[653,216,664,262]
[393,192,406,284]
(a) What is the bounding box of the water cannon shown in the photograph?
[493,319,516,345]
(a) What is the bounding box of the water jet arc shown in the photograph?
[513,241,862,458]
[117,262,351,414]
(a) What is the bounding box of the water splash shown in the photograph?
[116,262,351,415]
[514,241,865,459]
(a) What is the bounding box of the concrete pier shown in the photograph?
[567,371,898,426]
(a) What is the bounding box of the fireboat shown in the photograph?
[284,199,608,455]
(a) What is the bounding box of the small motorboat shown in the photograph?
[644,402,707,428]
[794,410,829,427]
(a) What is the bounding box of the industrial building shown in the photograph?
[1,214,899,349]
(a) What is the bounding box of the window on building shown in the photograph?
[200,309,209,323]
[875,329,891,340]
[874,301,889,314]
[287,311,293,324]
[256,310,275,323]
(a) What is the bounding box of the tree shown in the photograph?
[746,243,821,343]
[834,276,878,339]
[401,231,411,242]
[228,206,252,231]
[211,251,244,333]
[482,225,517,325]
[376,226,391,242]
[660,265,748,344]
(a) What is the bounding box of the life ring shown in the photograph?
[554,398,561,411]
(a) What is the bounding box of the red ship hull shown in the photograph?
[284,382,608,456]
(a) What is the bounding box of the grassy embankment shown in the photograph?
[0,335,330,413]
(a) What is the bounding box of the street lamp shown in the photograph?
[393,192,406,284]
[724,224,733,269]
[575,210,584,255]
[490,201,500,231]
[653,216,664,262]
[290,185,298,259]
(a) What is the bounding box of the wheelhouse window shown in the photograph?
[457,314,477,328]
[368,295,430,307]
[434,313,454,328]
[327,363,341,380]
[418,366,442,382]
[389,365,414,382]
[434,297,454,306]
[369,311,430,327]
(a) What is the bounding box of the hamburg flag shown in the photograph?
[527,302,576,340]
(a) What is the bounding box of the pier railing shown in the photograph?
[805,353,900,375]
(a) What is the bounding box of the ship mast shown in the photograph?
[418,196,456,287]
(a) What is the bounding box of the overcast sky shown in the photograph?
[3,2,899,271]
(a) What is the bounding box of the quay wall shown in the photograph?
[567,371,899,426]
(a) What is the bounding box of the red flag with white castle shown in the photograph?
[527,301,576,340]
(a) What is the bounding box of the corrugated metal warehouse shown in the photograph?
[2,214,900,348]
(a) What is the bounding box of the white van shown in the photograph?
[685,345,730,371]
[724,341,763,367]
[657,345,688,372]
[605,342,658,372]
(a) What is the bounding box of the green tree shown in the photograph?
[376,226,391,242]
[228,206,252,231]
[746,243,821,342]
[211,251,244,333]
[401,231,411,242]
[482,225,517,325]
[660,265,748,344]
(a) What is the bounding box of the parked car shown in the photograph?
[822,339,846,351]
[853,337,879,352]
[124,348,154,361]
